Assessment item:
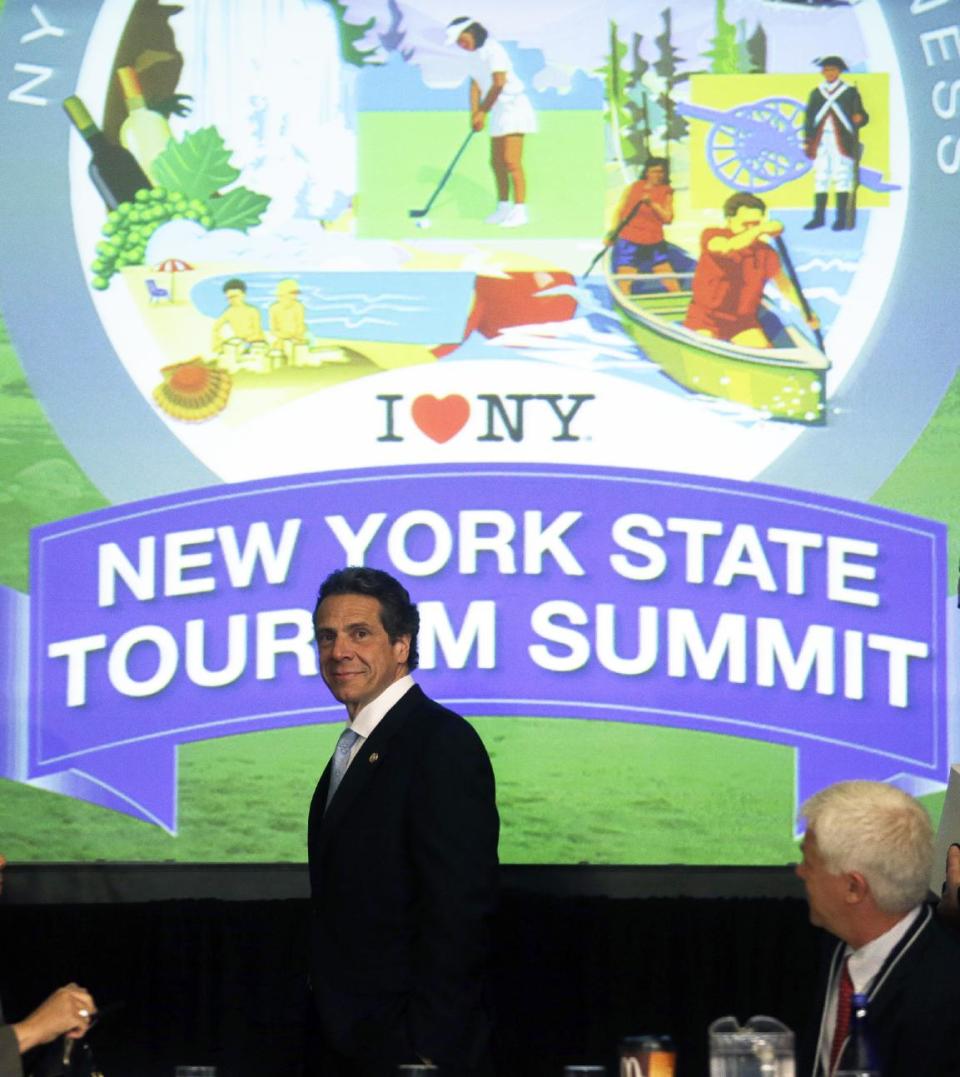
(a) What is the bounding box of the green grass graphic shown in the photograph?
[358,110,605,239]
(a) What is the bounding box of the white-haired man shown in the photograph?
[796,780,960,1077]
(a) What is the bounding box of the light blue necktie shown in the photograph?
[325,727,360,808]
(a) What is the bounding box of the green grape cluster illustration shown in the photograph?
[90,187,212,290]
[84,126,270,290]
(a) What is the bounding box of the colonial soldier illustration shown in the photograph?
[803,56,869,231]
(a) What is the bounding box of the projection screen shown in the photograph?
[0,0,956,864]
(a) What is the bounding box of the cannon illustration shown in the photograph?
[677,96,898,195]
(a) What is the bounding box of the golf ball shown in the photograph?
[416,218,432,229]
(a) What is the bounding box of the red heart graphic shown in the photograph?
[411,394,470,443]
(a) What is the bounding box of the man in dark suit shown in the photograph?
[306,567,499,1077]
[795,780,960,1077]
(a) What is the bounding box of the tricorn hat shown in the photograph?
[815,55,849,71]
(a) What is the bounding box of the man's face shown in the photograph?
[456,30,477,51]
[822,64,842,84]
[796,830,850,934]
[728,207,764,235]
[314,593,410,719]
[646,165,666,185]
[226,288,246,306]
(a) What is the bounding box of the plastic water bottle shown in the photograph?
[836,993,880,1076]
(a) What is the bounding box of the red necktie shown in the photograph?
[829,957,853,1075]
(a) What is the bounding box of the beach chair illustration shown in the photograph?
[146,278,171,303]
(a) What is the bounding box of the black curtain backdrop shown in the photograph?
[0,889,824,1077]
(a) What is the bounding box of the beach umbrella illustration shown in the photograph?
[154,257,194,301]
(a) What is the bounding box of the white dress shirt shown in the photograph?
[338,674,415,773]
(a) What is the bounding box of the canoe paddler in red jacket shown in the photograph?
[683,191,820,348]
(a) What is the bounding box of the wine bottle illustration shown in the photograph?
[63,95,151,210]
[117,66,173,183]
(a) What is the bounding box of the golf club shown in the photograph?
[409,129,476,225]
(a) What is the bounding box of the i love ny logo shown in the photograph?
[376,392,595,444]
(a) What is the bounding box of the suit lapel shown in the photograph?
[863,906,931,1018]
[307,753,334,855]
[316,685,423,848]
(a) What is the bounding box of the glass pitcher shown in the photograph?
[709,1015,795,1077]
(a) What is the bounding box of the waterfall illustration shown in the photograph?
[169,0,357,226]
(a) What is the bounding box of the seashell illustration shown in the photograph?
[153,359,231,421]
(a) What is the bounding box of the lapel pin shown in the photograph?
[368,752,379,764]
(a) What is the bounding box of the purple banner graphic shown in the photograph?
[3,464,948,832]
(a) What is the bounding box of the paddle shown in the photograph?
[582,195,647,278]
[408,130,476,222]
[774,234,825,352]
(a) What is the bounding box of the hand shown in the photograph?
[471,110,486,132]
[802,141,816,161]
[12,984,97,1054]
[938,843,960,929]
[761,219,784,236]
[806,311,821,331]
[852,112,864,125]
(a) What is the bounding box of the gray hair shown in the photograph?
[800,780,933,914]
